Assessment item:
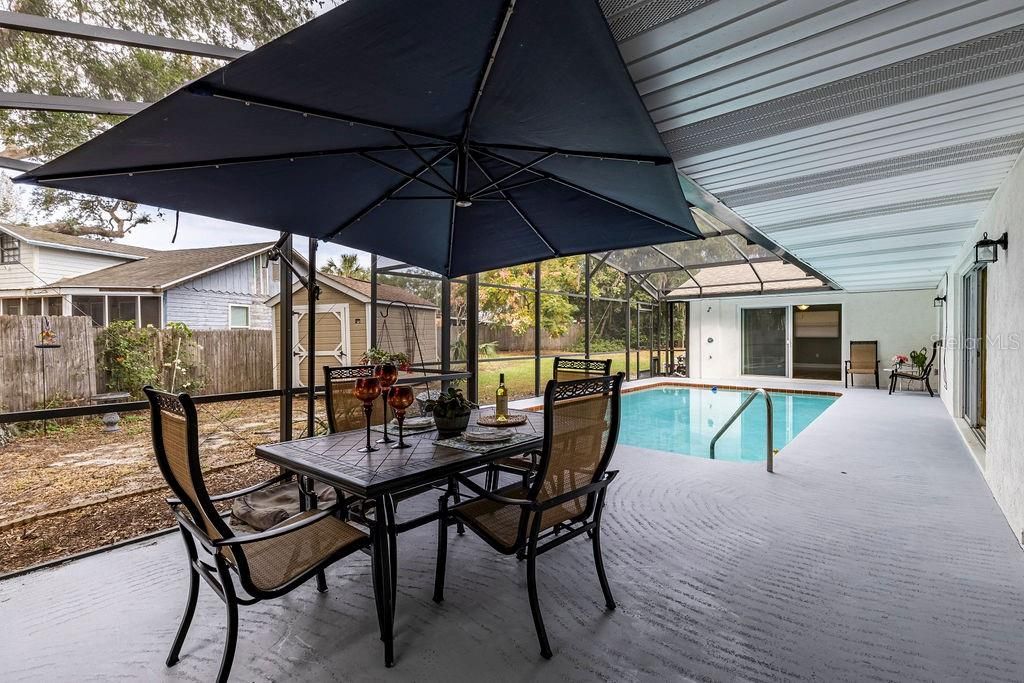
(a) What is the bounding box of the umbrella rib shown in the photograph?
[358,151,456,197]
[324,148,454,242]
[392,132,456,194]
[468,151,553,198]
[461,0,517,144]
[188,84,455,145]
[474,147,702,240]
[468,152,555,256]
[472,176,547,198]
[475,142,670,166]
[20,144,449,183]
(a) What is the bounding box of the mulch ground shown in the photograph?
[0,397,321,575]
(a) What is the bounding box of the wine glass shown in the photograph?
[388,386,415,449]
[353,377,382,453]
[374,363,399,444]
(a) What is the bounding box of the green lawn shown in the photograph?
[476,352,651,401]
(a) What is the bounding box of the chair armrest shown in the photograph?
[168,507,218,554]
[533,471,618,511]
[452,473,533,507]
[213,504,343,547]
[844,360,851,369]
[167,473,290,506]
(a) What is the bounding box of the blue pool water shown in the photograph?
[619,387,837,462]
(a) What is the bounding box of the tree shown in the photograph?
[0,0,321,238]
[320,253,370,280]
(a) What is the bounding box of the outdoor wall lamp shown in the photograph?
[796,304,810,311]
[974,231,1008,264]
[933,295,946,308]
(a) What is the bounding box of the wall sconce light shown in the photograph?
[933,295,946,308]
[974,231,1008,264]
[796,304,810,311]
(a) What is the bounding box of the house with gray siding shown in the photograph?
[0,224,279,330]
[49,242,279,330]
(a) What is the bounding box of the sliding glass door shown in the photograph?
[963,267,987,439]
[741,307,788,376]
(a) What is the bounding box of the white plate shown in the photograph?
[463,429,512,443]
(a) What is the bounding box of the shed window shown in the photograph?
[229,305,250,328]
[2,299,20,315]
[1,234,20,264]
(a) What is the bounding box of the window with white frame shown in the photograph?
[229,304,250,328]
[1,234,20,264]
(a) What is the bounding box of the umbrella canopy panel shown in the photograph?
[16,0,700,278]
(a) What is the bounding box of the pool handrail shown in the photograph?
[709,388,775,472]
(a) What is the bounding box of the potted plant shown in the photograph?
[891,353,909,369]
[424,387,476,437]
[361,347,411,371]
[909,347,928,373]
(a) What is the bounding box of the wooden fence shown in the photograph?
[0,315,97,413]
[0,316,273,413]
[479,324,583,353]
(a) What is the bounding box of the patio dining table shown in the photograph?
[254,408,544,667]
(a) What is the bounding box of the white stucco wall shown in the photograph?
[687,289,937,382]
[938,150,1024,543]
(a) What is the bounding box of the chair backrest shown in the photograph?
[849,340,878,370]
[921,340,942,376]
[552,356,613,382]
[144,387,233,544]
[529,372,624,526]
[324,365,385,433]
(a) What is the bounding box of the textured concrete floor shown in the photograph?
[3,385,1024,682]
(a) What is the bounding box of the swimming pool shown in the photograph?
[619,386,837,462]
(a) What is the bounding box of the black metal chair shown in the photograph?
[552,356,613,381]
[486,356,615,489]
[889,341,941,397]
[433,372,624,659]
[144,387,386,682]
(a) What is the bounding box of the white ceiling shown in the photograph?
[606,0,1024,292]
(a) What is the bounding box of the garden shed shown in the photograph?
[268,272,439,388]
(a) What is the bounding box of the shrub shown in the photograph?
[97,321,157,397]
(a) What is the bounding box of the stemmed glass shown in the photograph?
[353,377,382,453]
[387,386,415,449]
[374,363,399,444]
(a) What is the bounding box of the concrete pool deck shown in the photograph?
[3,382,1024,681]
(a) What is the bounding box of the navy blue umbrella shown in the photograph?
[16,0,700,277]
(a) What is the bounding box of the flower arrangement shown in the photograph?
[891,354,909,367]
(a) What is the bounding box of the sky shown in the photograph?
[117,207,372,268]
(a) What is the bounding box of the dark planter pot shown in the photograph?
[433,411,471,437]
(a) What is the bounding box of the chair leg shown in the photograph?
[166,565,199,667]
[875,369,879,389]
[925,375,934,397]
[434,496,448,603]
[592,525,616,611]
[315,569,328,593]
[216,564,239,683]
[449,477,465,535]
[526,531,552,659]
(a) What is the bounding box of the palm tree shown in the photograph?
[321,253,369,280]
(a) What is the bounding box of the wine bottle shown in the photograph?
[495,372,508,422]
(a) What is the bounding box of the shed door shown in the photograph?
[292,303,351,387]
